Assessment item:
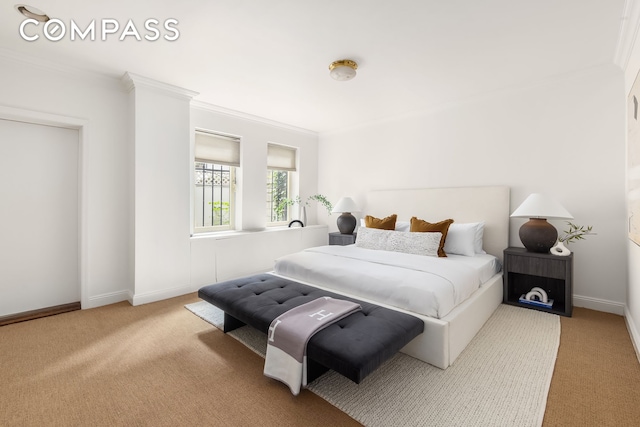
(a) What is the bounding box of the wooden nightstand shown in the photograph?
[503,247,573,316]
[329,232,357,246]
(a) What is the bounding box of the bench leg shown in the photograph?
[223,313,246,333]
[306,358,330,383]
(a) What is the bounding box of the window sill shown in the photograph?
[190,224,326,241]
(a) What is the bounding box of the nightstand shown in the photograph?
[503,247,573,316]
[329,232,357,246]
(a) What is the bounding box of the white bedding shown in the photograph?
[273,245,500,319]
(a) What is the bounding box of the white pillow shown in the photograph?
[359,218,410,232]
[444,222,485,257]
[356,226,441,257]
[395,221,411,232]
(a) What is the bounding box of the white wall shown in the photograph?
[0,53,131,309]
[124,74,196,305]
[623,7,640,358]
[629,242,640,357]
[0,54,326,312]
[190,226,327,288]
[318,64,627,314]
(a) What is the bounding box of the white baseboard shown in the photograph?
[128,270,272,307]
[85,290,130,309]
[129,284,199,306]
[624,307,640,365]
[573,294,625,315]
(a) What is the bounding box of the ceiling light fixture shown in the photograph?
[15,4,49,22]
[329,59,358,81]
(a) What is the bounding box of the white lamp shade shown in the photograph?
[332,197,360,213]
[510,193,573,219]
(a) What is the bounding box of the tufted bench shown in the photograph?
[198,273,424,384]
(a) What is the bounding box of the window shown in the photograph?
[195,162,234,230]
[267,169,290,223]
[266,143,296,225]
[194,131,240,232]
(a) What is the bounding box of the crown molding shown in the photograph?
[121,72,199,100]
[191,100,317,136]
[615,0,640,70]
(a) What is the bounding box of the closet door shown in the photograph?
[0,119,79,316]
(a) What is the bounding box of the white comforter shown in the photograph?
[273,245,500,319]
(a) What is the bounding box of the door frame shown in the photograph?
[0,105,89,309]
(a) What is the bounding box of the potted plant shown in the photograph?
[277,194,333,226]
[550,222,595,256]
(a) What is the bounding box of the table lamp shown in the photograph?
[331,197,360,234]
[510,193,573,253]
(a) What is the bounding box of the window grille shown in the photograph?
[195,162,234,230]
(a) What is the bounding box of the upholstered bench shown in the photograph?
[198,273,424,384]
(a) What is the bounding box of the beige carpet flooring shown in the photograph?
[2,293,640,426]
[543,307,640,426]
[0,294,359,426]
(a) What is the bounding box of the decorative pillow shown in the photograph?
[355,226,441,257]
[474,222,486,254]
[364,214,397,230]
[360,218,410,232]
[410,217,454,257]
[444,222,485,257]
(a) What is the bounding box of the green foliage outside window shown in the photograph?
[270,170,289,222]
[208,201,230,225]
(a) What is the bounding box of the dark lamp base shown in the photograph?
[336,212,356,235]
[519,218,558,253]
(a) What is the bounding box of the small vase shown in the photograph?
[299,206,307,226]
[550,240,571,256]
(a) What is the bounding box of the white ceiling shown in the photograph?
[0,1,628,133]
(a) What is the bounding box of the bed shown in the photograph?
[272,186,510,369]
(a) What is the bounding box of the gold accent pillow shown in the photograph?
[364,214,397,230]
[410,217,454,257]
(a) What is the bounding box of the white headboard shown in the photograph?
[365,186,510,262]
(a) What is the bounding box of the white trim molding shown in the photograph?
[624,307,640,364]
[121,72,199,100]
[129,283,199,306]
[86,290,130,309]
[615,0,640,69]
[573,294,626,315]
[191,100,317,136]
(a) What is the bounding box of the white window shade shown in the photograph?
[195,131,240,166]
[267,143,297,171]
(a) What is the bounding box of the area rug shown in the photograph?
[186,301,560,427]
